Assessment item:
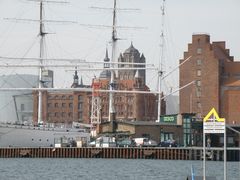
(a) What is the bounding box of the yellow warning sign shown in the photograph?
[203,108,225,134]
[203,108,225,122]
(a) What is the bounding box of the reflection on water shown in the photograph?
[0,159,239,180]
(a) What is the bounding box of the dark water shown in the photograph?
[0,159,239,180]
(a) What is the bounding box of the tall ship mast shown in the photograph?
[108,0,117,122]
[157,0,165,122]
[38,0,46,124]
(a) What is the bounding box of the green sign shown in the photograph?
[160,115,177,124]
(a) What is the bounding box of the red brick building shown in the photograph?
[33,44,158,124]
[33,90,92,125]
[95,76,157,122]
[180,34,240,125]
[96,44,158,122]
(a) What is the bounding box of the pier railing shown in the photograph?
[0,147,239,160]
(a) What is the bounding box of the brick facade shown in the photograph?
[96,78,157,122]
[33,91,92,125]
[180,34,240,124]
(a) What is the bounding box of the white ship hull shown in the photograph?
[0,124,90,148]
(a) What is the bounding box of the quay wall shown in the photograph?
[0,147,239,161]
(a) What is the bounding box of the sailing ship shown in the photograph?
[0,0,94,147]
[0,0,153,147]
[0,0,189,147]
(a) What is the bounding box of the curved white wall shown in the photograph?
[0,74,38,123]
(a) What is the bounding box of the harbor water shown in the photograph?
[0,159,239,180]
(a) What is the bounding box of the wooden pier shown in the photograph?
[0,147,239,160]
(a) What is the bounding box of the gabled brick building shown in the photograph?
[180,34,240,124]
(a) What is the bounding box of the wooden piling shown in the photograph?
[0,147,236,160]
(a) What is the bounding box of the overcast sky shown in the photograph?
[0,0,239,92]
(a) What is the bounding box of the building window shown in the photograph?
[196,80,201,87]
[69,95,73,100]
[47,103,52,108]
[197,59,202,65]
[160,132,173,141]
[78,112,83,120]
[197,102,201,108]
[69,103,73,108]
[197,70,201,76]
[128,97,133,103]
[196,88,201,97]
[78,103,83,110]
[62,103,66,108]
[183,117,191,146]
[55,103,58,108]
[78,95,83,102]
[197,48,202,54]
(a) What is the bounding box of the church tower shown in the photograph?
[118,42,146,84]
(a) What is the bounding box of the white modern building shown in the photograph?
[0,74,38,124]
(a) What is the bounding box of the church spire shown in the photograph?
[73,67,79,85]
[104,48,110,68]
[71,67,79,88]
